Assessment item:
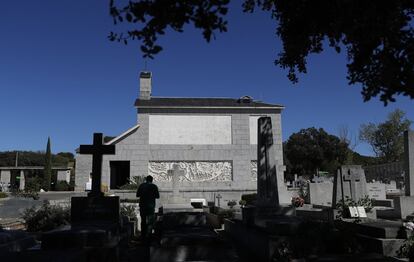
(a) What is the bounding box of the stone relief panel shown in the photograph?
[251,161,257,181]
[148,161,232,182]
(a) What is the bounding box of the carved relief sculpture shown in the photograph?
[148,161,232,182]
[251,161,257,181]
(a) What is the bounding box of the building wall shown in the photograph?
[75,108,285,203]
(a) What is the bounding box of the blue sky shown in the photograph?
[1,1,413,155]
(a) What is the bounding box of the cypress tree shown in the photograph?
[43,137,52,191]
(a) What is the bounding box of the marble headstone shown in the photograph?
[333,165,368,207]
[367,182,386,200]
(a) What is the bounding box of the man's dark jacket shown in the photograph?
[136,182,159,213]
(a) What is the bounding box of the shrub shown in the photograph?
[241,193,257,206]
[217,208,235,220]
[398,222,414,259]
[336,195,373,219]
[22,201,70,232]
[11,189,39,200]
[227,200,237,209]
[120,204,137,220]
[0,192,8,198]
[239,200,247,207]
[25,176,43,192]
[119,176,146,190]
[55,181,70,191]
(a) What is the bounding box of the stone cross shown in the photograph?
[216,193,222,207]
[404,130,414,196]
[343,168,361,201]
[257,117,279,206]
[79,133,115,197]
[168,164,185,197]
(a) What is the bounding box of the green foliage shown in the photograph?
[11,189,39,200]
[120,205,137,219]
[25,176,43,193]
[43,137,52,191]
[22,201,70,232]
[217,208,235,220]
[227,200,237,209]
[241,193,257,206]
[119,176,146,190]
[0,151,73,167]
[397,222,414,259]
[397,237,414,259]
[0,192,8,198]
[351,152,379,166]
[238,199,247,207]
[336,195,373,219]
[54,181,71,191]
[285,128,348,176]
[360,109,412,162]
[110,0,414,104]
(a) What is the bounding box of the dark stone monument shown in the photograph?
[256,117,279,207]
[332,165,368,207]
[42,133,122,261]
[70,133,118,224]
[79,133,115,197]
[404,130,414,196]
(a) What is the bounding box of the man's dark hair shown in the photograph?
[146,175,153,183]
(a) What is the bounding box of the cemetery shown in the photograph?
[0,107,413,261]
[2,0,414,260]
[0,73,412,261]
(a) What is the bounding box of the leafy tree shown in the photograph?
[284,127,348,176]
[43,137,52,191]
[359,109,412,162]
[109,0,414,104]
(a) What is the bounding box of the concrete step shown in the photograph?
[357,234,405,257]
[337,220,406,239]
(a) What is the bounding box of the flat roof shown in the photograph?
[134,97,284,109]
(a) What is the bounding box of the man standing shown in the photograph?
[136,175,159,240]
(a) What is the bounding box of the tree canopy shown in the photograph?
[359,109,412,163]
[109,0,414,104]
[284,127,348,176]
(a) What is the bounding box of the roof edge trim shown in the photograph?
[105,124,140,145]
[135,106,285,109]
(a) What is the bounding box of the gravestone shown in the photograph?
[42,133,122,259]
[168,164,185,203]
[404,130,414,196]
[332,165,368,207]
[71,133,118,221]
[256,117,279,207]
[367,182,386,200]
[79,133,115,197]
[308,182,333,206]
[162,164,194,213]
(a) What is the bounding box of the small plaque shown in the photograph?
[357,206,367,218]
[348,207,359,217]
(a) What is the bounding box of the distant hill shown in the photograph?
[351,151,379,167]
[0,151,74,167]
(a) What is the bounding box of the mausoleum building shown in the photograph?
[75,72,288,204]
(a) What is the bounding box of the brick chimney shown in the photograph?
[139,71,152,100]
